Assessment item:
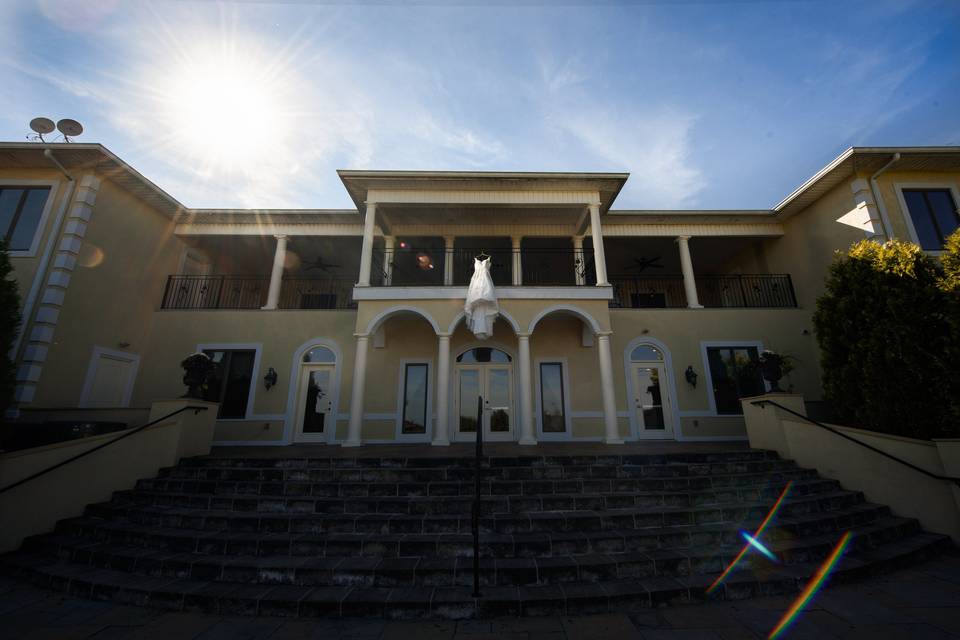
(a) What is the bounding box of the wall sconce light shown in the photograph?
[264,367,278,390]
[685,366,698,388]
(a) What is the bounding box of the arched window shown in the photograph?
[630,345,663,361]
[456,347,512,364]
[303,346,336,363]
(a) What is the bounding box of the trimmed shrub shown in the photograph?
[0,242,21,415]
[813,237,960,440]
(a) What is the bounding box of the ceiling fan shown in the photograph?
[625,256,664,273]
[304,256,342,273]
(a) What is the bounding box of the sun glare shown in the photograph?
[157,46,292,172]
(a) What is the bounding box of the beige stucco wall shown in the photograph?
[27,178,186,408]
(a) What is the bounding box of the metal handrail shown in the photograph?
[471,394,483,598]
[750,399,960,486]
[0,405,209,495]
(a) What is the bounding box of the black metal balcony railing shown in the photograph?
[161,275,356,310]
[609,274,797,309]
[372,247,596,287]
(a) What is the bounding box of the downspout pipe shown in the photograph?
[43,148,74,182]
[868,152,900,241]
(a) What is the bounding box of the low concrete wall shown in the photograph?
[743,394,960,543]
[0,399,218,553]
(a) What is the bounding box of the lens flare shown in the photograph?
[741,531,778,563]
[768,531,853,639]
[707,480,793,594]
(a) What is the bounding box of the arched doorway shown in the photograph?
[627,343,676,439]
[293,345,338,443]
[454,347,514,442]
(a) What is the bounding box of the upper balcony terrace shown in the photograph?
[160,233,797,310]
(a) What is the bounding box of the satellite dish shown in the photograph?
[30,117,55,136]
[56,118,83,140]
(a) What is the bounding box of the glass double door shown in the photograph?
[630,363,674,438]
[455,365,514,442]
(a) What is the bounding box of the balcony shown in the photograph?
[161,275,356,310]
[609,274,797,309]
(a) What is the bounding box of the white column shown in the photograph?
[517,334,536,445]
[432,333,451,446]
[676,236,703,309]
[573,235,586,286]
[588,203,609,286]
[344,334,369,447]
[597,333,623,444]
[383,236,395,286]
[262,235,287,310]
[357,202,377,287]
[511,236,522,286]
[443,236,455,286]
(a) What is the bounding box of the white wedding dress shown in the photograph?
[464,257,499,340]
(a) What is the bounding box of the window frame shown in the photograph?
[534,357,572,440]
[894,181,960,255]
[0,179,60,258]
[196,342,262,420]
[699,340,768,416]
[395,358,432,442]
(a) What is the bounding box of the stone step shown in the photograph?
[176,450,779,470]
[157,459,802,483]
[115,478,843,515]
[4,531,949,619]
[24,515,923,587]
[84,489,868,534]
[132,472,833,501]
[52,501,892,558]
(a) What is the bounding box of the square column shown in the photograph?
[512,236,522,285]
[344,334,369,447]
[432,334,451,446]
[262,235,287,310]
[444,236,455,286]
[588,204,610,286]
[597,333,624,444]
[676,236,703,309]
[357,202,377,287]
[573,235,586,286]
[517,334,536,445]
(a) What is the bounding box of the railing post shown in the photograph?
[472,394,483,598]
[738,274,748,307]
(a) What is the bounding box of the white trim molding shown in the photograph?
[698,340,767,417]
[79,346,140,408]
[353,286,613,301]
[364,305,442,336]
[892,180,960,254]
[527,303,603,335]
[394,358,433,443]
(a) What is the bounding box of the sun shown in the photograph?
[156,45,293,172]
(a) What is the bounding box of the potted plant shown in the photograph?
[180,352,214,399]
[757,350,795,393]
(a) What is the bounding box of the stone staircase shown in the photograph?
[2,449,951,619]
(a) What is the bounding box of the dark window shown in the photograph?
[902,189,959,250]
[456,348,511,363]
[706,346,765,415]
[539,362,566,433]
[401,363,429,435]
[0,187,51,251]
[202,349,256,419]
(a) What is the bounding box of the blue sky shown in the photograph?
[2,0,958,210]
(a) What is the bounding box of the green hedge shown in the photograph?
[813,230,960,440]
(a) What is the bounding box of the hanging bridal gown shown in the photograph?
[464,257,499,340]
